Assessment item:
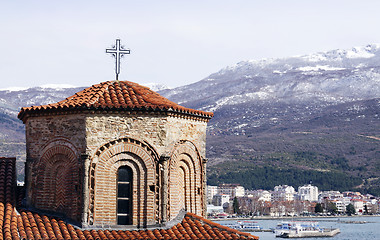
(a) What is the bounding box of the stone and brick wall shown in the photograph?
[24,111,209,227]
[87,137,159,226]
[84,112,208,226]
[167,140,204,221]
[24,115,86,222]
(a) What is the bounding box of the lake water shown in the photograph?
[215,216,380,240]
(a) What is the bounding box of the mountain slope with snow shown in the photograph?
[160,44,380,112]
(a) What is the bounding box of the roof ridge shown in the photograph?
[185,212,258,239]
[84,82,106,107]
[18,80,213,122]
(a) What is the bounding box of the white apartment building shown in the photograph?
[319,191,343,202]
[206,204,224,214]
[342,197,352,207]
[366,199,379,214]
[207,185,219,204]
[251,190,272,202]
[235,186,245,197]
[218,184,245,198]
[298,184,318,202]
[331,199,346,213]
[212,194,230,207]
[351,199,365,214]
[272,185,295,201]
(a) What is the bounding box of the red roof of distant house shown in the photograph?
[1,157,258,240]
[351,199,365,202]
[18,81,213,122]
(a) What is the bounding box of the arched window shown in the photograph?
[117,166,133,225]
[178,167,186,211]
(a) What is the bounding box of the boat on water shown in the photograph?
[274,221,340,238]
[226,220,262,231]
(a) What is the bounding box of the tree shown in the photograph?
[346,203,356,216]
[364,205,368,215]
[327,202,338,214]
[315,203,323,213]
[233,197,240,214]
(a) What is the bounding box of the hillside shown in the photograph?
[205,98,379,194]
[0,44,379,194]
[159,44,380,195]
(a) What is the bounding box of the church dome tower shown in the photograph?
[18,80,213,227]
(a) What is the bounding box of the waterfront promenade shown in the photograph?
[210,213,379,221]
[213,216,380,240]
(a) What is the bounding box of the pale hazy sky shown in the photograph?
[1,0,380,89]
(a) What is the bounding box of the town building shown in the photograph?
[319,191,343,201]
[250,189,272,202]
[366,198,379,214]
[218,184,245,198]
[206,185,219,204]
[298,184,318,202]
[234,186,246,197]
[351,199,365,214]
[206,204,224,215]
[212,194,231,208]
[343,191,363,199]
[272,185,295,201]
[330,199,346,213]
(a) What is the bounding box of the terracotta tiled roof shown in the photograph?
[0,157,258,240]
[18,80,213,122]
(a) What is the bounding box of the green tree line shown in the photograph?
[207,165,362,192]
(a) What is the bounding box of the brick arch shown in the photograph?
[168,140,203,220]
[88,137,159,226]
[38,137,79,161]
[32,140,80,222]
[177,157,194,211]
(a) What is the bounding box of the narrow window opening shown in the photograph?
[180,167,187,211]
[117,166,133,225]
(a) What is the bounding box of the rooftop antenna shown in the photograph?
[106,39,130,80]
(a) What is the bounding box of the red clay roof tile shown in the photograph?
[18,80,213,122]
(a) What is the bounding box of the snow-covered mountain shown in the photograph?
[160,44,380,112]
[0,86,84,117]
[142,83,170,92]
[0,83,170,117]
[156,44,380,137]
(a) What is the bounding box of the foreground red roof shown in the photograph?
[18,80,213,122]
[1,157,258,240]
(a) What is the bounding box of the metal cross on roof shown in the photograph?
[106,39,130,80]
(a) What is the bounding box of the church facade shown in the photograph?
[18,80,213,227]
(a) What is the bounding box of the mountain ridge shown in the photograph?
[161,44,380,112]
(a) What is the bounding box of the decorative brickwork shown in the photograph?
[31,139,81,222]
[88,137,160,227]
[168,140,203,220]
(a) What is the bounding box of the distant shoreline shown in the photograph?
[210,214,380,221]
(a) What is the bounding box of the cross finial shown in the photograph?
[106,39,130,80]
